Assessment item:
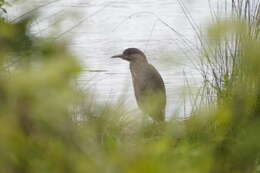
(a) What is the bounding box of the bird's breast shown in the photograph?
[130,64,145,84]
[129,63,145,93]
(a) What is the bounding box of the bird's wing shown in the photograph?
[144,64,166,93]
[135,64,166,121]
[135,64,166,105]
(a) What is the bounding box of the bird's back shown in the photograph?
[130,63,166,122]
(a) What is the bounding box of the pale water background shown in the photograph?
[7,0,226,119]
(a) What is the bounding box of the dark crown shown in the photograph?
[123,48,145,57]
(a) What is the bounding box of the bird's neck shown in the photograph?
[129,55,149,78]
[131,54,148,63]
[130,58,148,66]
[129,60,149,78]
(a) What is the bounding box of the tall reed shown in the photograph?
[195,0,260,108]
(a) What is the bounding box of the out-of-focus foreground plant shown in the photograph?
[0,7,87,172]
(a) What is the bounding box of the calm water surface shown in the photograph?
[9,0,224,118]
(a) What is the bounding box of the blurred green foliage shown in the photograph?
[0,13,84,173]
[0,1,260,173]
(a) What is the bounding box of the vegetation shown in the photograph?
[196,0,260,106]
[0,0,260,173]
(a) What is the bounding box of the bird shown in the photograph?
[111,48,166,122]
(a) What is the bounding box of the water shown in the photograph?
[7,0,222,118]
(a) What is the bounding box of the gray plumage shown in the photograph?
[112,48,166,122]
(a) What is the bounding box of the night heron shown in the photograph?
[111,48,166,122]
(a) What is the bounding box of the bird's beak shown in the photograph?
[111,54,125,59]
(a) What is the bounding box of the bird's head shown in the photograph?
[111,48,147,62]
